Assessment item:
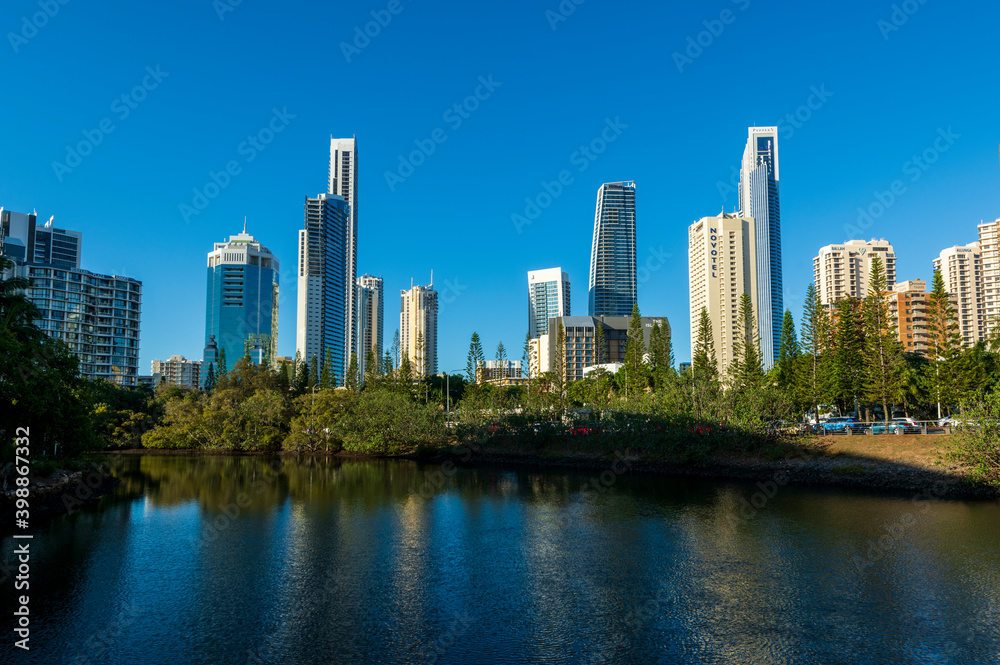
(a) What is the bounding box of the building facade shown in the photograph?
[330,137,359,371]
[151,355,203,389]
[589,181,637,317]
[813,239,897,305]
[738,127,782,370]
[978,219,1000,336]
[886,280,930,355]
[933,243,983,347]
[400,281,438,377]
[476,360,523,384]
[357,274,384,375]
[688,213,758,379]
[528,267,570,339]
[2,209,142,386]
[540,315,670,384]
[297,193,349,384]
[205,226,279,370]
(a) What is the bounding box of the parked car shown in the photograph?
[820,417,865,434]
[869,419,920,434]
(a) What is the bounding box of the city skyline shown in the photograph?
[2,1,998,374]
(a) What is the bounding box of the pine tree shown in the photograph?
[923,269,962,417]
[594,322,607,365]
[466,332,484,385]
[309,354,319,389]
[320,347,332,389]
[522,332,531,380]
[692,307,719,417]
[203,363,216,393]
[391,329,401,370]
[732,293,763,390]
[494,340,507,383]
[553,321,566,399]
[400,351,413,388]
[801,283,829,423]
[833,297,865,416]
[649,322,672,391]
[621,302,647,397]
[382,350,393,378]
[862,255,904,424]
[415,331,427,378]
[277,362,291,393]
[218,348,228,377]
[776,309,800,390]
[346,352,359,392]
[365,348,379,388]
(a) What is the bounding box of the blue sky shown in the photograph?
[2,0,999,374]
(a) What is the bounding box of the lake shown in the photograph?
[3,454,999,664]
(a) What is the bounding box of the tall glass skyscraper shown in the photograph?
[527,267,570,338]
[739,127,782,370]
[329,136,358,372]
[357,273,384,377]
[297,193,349,384]
[589,181,637,317]
[204,225,279,370]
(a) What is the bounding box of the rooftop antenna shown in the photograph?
[45,215,54,228]
[243,216,247,234]
[430,269,433,288]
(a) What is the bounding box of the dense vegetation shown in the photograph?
[2,255,1000,484]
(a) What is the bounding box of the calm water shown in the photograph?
[3,454,999,664]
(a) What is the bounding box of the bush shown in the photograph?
[948,389,1000,486]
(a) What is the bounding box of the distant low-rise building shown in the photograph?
[151,355,203,389]
[538,315,670,384]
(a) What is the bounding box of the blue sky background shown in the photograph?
[2,0,999,374]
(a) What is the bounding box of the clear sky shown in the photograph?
[3,0,999,374]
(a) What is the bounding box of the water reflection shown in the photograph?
[1,454,998,664]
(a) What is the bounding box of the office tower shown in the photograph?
[1,209,81,268]
[978,219,1000,336]
[329,137,359,370]
[589,181,637,317]
[688,213,757,379]
[539,314,670,384]
[205,224,279,370]
[297,193,349,384]
[738,127,782,370]
[528,268,571,339]
[886,280,930,354]
[813,239,897,305]
[357,274,384,375]
[400,281,438,377]
[151,355,203,389]
[933,243,983,347]
[2,208,142,386]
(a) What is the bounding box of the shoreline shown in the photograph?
[90,439,999,501]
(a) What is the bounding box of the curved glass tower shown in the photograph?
[739,127,782,371]
[588,181,637,317]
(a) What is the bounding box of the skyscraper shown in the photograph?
[813,239,897,305]
[688,212,758,379]
[2,208,142,386]
[738,127,782,370]
[400,281,438,377]
[297,193,349,384]
[977,219,1000,336]
[589,181,636,317]
[934,242,983,347]
[329,137,359,370]
[205,224,279,369]
[527,268,570,338]
[357,274,384,375]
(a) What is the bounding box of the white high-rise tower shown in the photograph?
[329,136,359,374]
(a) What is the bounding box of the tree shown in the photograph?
[923,269,963,417]
[415,331,428,378]
[494,340,507,382]
[466,332,484,385]
[553,321,567,405]
[775,309,800,391]
[346,352,359,392]
[648,321,673,391]
[218,348,228,378]
[621,303,648,397]
[732,293,764,390]
[399,351,413,388]
[594,322,608,365]
[203,363,217,393]
[365,348,379,388]
[862,255,904,425]
[522,332,531,380]
[832,297,864,416]
[321,347,333,389]
[801,283,830,423]
[309,354,320,389]
[691,307,719,417]
[391,329,401,370]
